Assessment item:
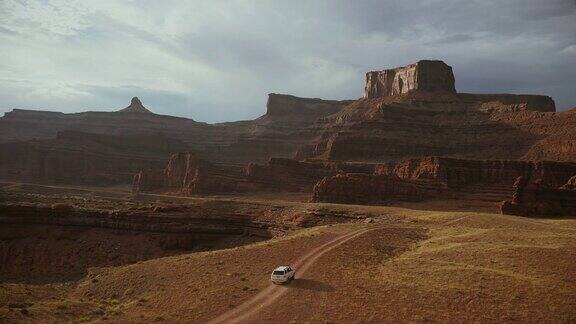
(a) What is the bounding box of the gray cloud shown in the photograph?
[0,0,575,123]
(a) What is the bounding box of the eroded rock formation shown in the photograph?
[119,96,153,113]
[1,60,575,189]
[376,157,576,188]
[0,202,275,283]
[246,158,375,191]
[134,154,376,195]
[312,173,424,204]
[312,157,576,206]
[132,152,246,195]
[300,90,563,162]
[364,60,456,98]
[501,175,576,217]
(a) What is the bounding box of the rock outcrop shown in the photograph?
[376,157,576,188]
[132,152,246,195]
[312,157,576,206]
[312,173,424,204]
[134,154,376,195]
[118,96,153,113]
[562,175,576,190]
[301,90,564,162]
[501,175,576,217]
[246,158,375,191]
[364,60,456,98]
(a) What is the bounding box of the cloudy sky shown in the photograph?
[1,0,575,122]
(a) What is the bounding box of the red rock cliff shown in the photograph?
[364,60,456,98]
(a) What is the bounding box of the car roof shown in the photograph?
[273,266,291,271]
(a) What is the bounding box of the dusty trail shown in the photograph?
[207,227,375,324]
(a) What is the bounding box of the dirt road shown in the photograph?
[207,227,375,324]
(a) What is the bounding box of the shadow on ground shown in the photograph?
[289,278,334,292]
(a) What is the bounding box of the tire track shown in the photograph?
[207,227,376,324]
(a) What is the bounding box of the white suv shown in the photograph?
[270,266,295,284]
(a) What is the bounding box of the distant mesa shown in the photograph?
[118,97,153,113]
[365,60,456,98]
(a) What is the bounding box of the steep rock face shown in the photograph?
[0,131,181,184]
[203,94,353,163]
[501,175,576,217]
[0,202,272,283]
[312,157,576,206]
[1,60,575,190]
[301,90,566,162]
[134,155,376,195]
[376,157,576,188]
[246,158,375,191]
[311,173,424,204]
[364,60,456,98]
[132,152,245,195]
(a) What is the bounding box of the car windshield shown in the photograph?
[273,270,284,275]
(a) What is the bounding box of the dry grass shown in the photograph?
[255,211,576,323]
[2,206,576,323]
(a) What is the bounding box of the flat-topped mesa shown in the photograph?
[118,97,153,113]
[262,93,352,122]
[364,60,456,98]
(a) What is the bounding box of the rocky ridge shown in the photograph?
[1,59,575,189]
[312,156,576,209]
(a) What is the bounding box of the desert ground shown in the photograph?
[2,1,576,322]
[1,183,575,323]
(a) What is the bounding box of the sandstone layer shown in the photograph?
[134,154,376,195]
[312,157,576,206]
[501,176,576,217]
[312,173,424,204]
[0,201,273,283]
[364,60,456,98]
[0,131,184,185]
[299,91,567,163]
[1,60,575,189]
[118,96,153,113]
[133,152,249,195]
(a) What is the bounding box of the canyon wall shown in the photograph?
[312,173,425,204]
[0,131,181,185]
[304,91,565,163]
[134,154,376,195]
[1,60,575,190]
[246,158,375,191]
[132,152,249,195]
[0,202,273,283]
[312,157,576,207]
[376,157,576,188]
